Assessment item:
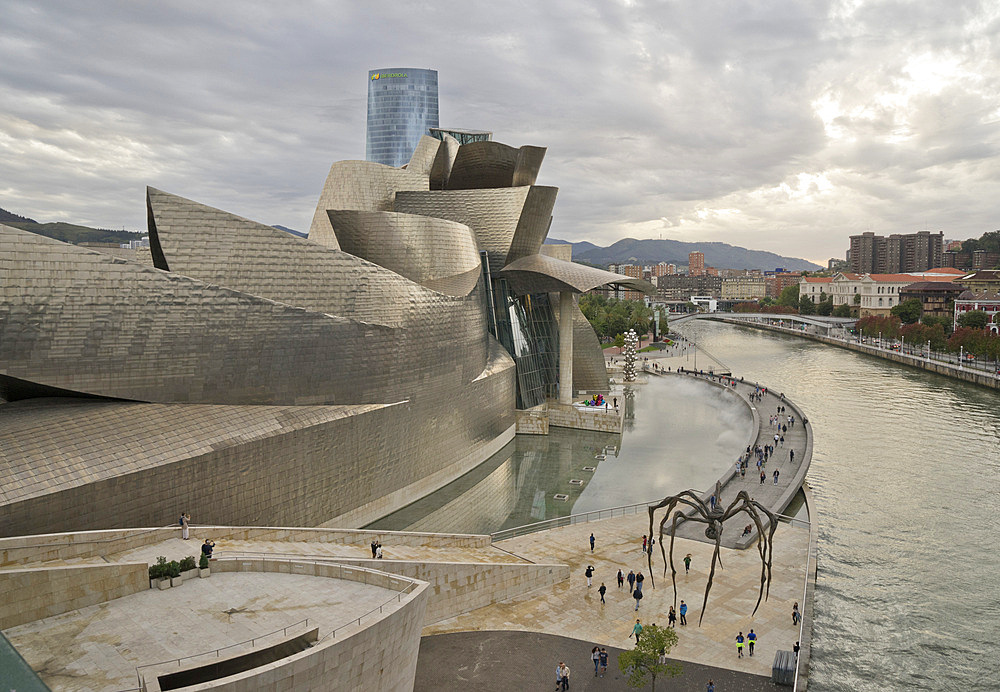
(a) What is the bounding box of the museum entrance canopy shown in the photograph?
[497,253,655,296]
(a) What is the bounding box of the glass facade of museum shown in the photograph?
[366,68,439,167]
[481,253,559,409]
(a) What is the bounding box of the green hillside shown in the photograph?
[5,221,141,245]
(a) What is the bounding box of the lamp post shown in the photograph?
[878,331,882,349]
[901,335,904,354]
[926,340,931,362]
[959,345,964,368]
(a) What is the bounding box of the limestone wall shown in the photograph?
[187,559,429,692]
[325,558,569,624]
[547,404,622,433]
[0,562,147,629]
[0,526,492,568]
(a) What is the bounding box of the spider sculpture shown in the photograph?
[646,489,778,626]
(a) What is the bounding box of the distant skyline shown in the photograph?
[1,1,998,264]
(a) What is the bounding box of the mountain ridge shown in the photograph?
[547,237,821,271]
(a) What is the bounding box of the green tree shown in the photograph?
[833,303,852,318]
[958,310,989,330]
[816,297,834,316]
[890,298,923,324]
[853,293,861,305]
[614,333,625,348]
[798,295,816,315]
[618,624,682,692]
[921,314,953,334]
[777,284,799,307]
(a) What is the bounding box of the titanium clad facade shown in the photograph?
[366,68,439,167]
[0,130,647,538]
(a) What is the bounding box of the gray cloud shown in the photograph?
[1,0,998,264]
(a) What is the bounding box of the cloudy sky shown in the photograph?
[2,1,998,264]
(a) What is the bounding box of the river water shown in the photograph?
[678,320,999,691]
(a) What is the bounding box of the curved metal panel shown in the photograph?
[326,210,481,297]
[430,134,459,190]
[395,186,558,274]
[446,140,519,190]
[146,188,480,329]
[0,226,491,406]
[512,146,547,187]
[308,161,428,249]
[499,253,655,295]
[572,303,610,394]
[406,135,441,176]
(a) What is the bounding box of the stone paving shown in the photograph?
[423,513,808,677]
[416,630,781,691]
[3,571,399,692]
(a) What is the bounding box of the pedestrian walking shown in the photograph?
[707,679,715,692]
[598,582,607,604]
[590,533,595,552]
[633,587,643,610]
[773,469,780,485]
[631,619,643,642]
[376,543,383,559]
[180,513,190,540]
[668,606,677,627]
[617,569,624,588]
[599,649,608,677]
[556,661,570,691]
[790,449,795,462]
[747,629,757,656]
[641,534,647,553]
[592,647,601,676]
[684,554,692,574]
[585,564,594,588]
[736,631,745,658]
[792,602,801,625]
[679,600,688,626]
[635,571,645,593]
[371,540,378,558]
[760,470,766,484]
[627,570,636,591]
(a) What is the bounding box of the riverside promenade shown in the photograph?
[420,353,817,688]
[644,366,812,550]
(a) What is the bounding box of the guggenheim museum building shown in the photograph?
[0,134,650,538]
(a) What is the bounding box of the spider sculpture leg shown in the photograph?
[698,517,725,626]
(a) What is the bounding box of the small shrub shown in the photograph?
[199,554,210,570]
[179,556,197,571]
[166,560,182,579]
[149,556,168,580]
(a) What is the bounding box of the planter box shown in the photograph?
[199,567,211,578]
[169,575,183,587]
[181,568,199,582]
[156,578,171,590]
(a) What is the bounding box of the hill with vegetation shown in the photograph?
[1,206,141,244]
[547,237,821,271]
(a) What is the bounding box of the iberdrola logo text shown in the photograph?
[371,72,408,80]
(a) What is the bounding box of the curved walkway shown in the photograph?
[642,365,813,550]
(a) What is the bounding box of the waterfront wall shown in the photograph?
[716,318,1000,391]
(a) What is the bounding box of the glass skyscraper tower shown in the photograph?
[366,68,439,167]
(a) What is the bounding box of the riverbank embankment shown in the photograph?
[714,317,1000,391]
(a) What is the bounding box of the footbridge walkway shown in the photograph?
[668,310,856,335]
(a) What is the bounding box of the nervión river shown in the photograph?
[679,320,999,691]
